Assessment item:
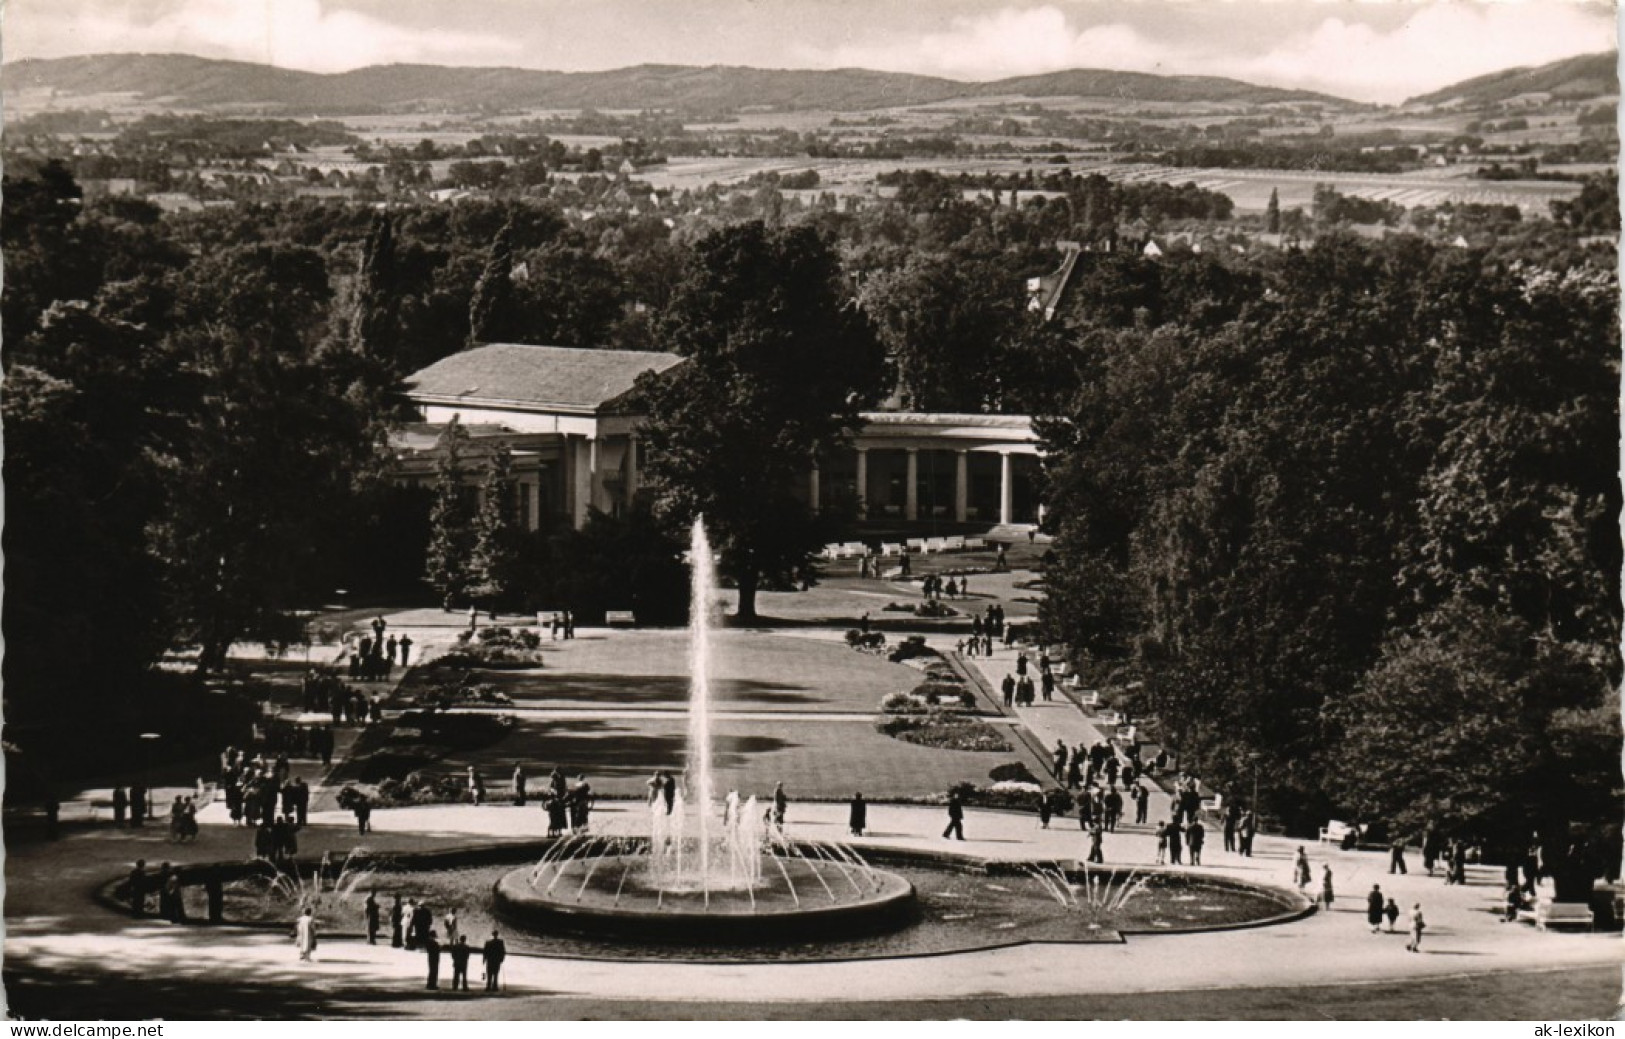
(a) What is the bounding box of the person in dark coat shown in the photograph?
[412,901,434,950]
[112,786,129,827]
[1001,674,1015,708]
[449,936,472,991]
[424,929,442,990]
[390,895,405,948]
[1367,885,1385,933]
[130,783,148,827]
[1088,822,1105,863]
[127,860,148,916]
[942,792,965,841]
[482,930,507,992]
[1037,793,1052,830]
[1187,818,1206,865]
[1167,819,1184,864]
[205,868,225,924]
[849,792,868,837]
[364,892,381,945]
[399,635,414,667]
[1389,837,1408,874]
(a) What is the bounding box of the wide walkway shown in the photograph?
[6,796,1618,1012]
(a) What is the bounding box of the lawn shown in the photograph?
[420,631,919,715]
[434,715,1024,800]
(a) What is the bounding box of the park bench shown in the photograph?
[1319,820,1357,845]
[924,537,948,553]
[605,611,636,628]
[1533,901,1596,931]
[963,537,987,550]
[841,541,868,558]
[944,535,966,551]
[905,538,928,554]
[820,543,844,560]
[879,542,903,557]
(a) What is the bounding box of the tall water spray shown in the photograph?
[688,518,718,877]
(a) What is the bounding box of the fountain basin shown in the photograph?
[494,855,917,942]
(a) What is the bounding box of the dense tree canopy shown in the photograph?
[1033,233,1621,859]
[634,221,886,619]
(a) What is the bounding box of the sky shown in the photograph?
[4,0,1618,104]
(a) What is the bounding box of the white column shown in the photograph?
[625,436,639,508]
[809,465,821,511]
[999,450,1014,526]
[855,447,868,519]
[954,450,968,523]
[526,480,541,532]
[904,448,919,522]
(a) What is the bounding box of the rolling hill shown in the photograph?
[1405,51,1618,107]
[5,52,1352,114]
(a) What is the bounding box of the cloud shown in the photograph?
[796,2,1617,103]
[8,0,524,72]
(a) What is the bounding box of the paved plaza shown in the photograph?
[5,576,1620,1020]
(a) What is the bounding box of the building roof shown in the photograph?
[404,344,685,415]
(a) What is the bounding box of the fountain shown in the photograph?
[493,518,916,942]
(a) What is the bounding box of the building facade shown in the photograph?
[396,343,1042,531]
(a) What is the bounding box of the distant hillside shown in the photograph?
[1406,51,1618,107]
[5,52,1352,114]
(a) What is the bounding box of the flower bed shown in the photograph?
[434,627,545,669]
[876,712,1011,752]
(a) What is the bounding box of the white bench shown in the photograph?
[879,542,903,557]
[605,611,636,628]
[840,541,867,558]
[924,537,948,553]
[1319,820,1357,845]
[905,538,928,554]
[821,543,844,560]
[1535,901,1595,931]
[944,536,966,551]
[963,537,987,550]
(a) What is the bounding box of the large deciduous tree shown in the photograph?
[634,221,885,620]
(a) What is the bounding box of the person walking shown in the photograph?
[1239,810,1257,857]
[294,907,318,962]
[1087,822,1105,864]
[424,929,442,989]
[1385,897,1401,933]
[364,892,381,945]
[1405,903,1426,952]
[1002,674,1015,709]
[849,792,867,837]
[1294,847,1312,890]
[449,936,472,991]
[512,765,527,807]
[1037,793,1052,830]
[1367,885,1385,933]
[1389,836,1408,875]
[482,930,507,992]
[1320,864,1335,908]
[942,792,965,841]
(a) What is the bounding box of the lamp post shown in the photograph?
[1249,751,1261,816]
[139,732,161,815]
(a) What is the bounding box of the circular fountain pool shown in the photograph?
[494,853,917,942]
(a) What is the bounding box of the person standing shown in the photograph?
[390,895,405,948]
[386,635,399,665]
[849,792,867,837]
[1037,793,1052,830]
[512,765,527,807]
[1186,818,1206,865]
[399,635,413,667]
[772,782,789,830]
[130,783,147,828]
[1002,674,1016,708]
[482,930,507,992]
[449,936,472,991]
[1294,847,1312,890]
[1239,810,1257,857]
[127,860,148,917]
[364,892,381,945]
[443,908,460,947]
[294,907,318,962]
[1088,822,1105,864]
[1405,903,1426,952]
[1222,803,1238,853]
[1367,885,1385,933]
[1320,864,1335,908]
[1384,897,1401,933]
[1389,836,1408,875]
[1167,818,1184,864]
[943,791,965,841]
[355,795,372,835]
[424,929,442,990]
[112,785,129,827]
[1134,783,1149,825]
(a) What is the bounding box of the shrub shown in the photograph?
[876,712,1011,752]
[845,629,887,651]
[888,636,935,663]
[881,690,931,714]
[989,761,1041,785]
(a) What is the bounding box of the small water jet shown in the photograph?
[494,519,915,942]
